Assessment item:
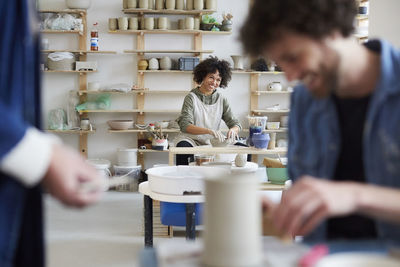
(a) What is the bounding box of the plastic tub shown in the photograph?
[113,165,141,191]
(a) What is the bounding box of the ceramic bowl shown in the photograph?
[266,122,280,130]
[210,137,232,147]
[266,168,288,185]
[66,0,91,9]
[107,120,134,130]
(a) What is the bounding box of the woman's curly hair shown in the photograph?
[240,0,357,57]
[193,56,232,88]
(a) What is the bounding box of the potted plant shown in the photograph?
[200,15,217,31]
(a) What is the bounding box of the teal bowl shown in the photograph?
[266,168,288,185]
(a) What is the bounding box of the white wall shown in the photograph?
[39,0,289,169]
[369,0,400,47]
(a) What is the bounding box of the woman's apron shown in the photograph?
[174,92,224,146]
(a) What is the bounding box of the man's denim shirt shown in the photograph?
[288,39,400,242]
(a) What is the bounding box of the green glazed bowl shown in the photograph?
[266,168,289,185]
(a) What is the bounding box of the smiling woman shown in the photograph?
[174,56,243,165]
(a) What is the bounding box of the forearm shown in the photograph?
[354,183,400,224]
[185,124,213,135]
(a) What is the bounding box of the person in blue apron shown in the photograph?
[0,1,102,266]
[174,56,244,165]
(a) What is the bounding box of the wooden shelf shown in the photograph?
[169,146,287,155]
[122,8,216,15]
[232,70,284,75]
[44,70,97,73]
[108,29,231,35]
[356,14,369,20]
[252,109,290,114]
[41,30,82,34]
[41,50,117,54]
[253,91,291,95]
[108,129,180,133]
[77,90,188,95]
[138,149,169,153]
[124,49,213,54]
[241,128,288,133]
[39,9,86,14]
[138,70,192,74]
[46,129,95,134]
[79,109,180,114]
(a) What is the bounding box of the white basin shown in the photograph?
[146,166,229,195]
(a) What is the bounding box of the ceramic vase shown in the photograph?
[158,17,168,30]
[155,0,163,10]
[176,0,184,9]
[138,59,148,70]
[159,56,172,70]
[148,58,159,70]
[144,17,154,30]
[185,17,194,30]
[108,18,118,31]
[118,17,129,30]
[186,0,193,10]
[231,55,243,70]
[123,0,128,9]
[127,0,136,8]
[148,0,154,9]
[194,17,200,30]
[129,17,138,30]
[205,0,216,9]
[178,19,185,30]
[138,0,148,8]
[193,0,203,10]
[221,19,232,31]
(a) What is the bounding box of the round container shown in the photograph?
[80,118,91,130]
[144,17,154,30]
[165,0,175,10]
[117,148,138,166]
[129,17,138,30]
[118,17,129,30]
[175,0,184,10]
[148,0,154,9]
[266,167,288,185]
[148,57,159,70]
[186,0,194,10]
[267,81,282,91]
[266,122,280,130]
[185,17,194,30]
[155,0,164,10]
[252,133,270,149]
[158,17,168,30]
[138,59,148,70]
[159,56,172,70]
[138,0,148,8]
[248,126,262,146]
[108,18,118,31]
[123,0,128,9]
[127,0,137,8]
[113,165,141,192]
[194,17,200,30]
[178,19,185,29]
[205,0,216,10]
[193,0,203,10]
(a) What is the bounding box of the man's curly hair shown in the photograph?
[240,0,357,57]
[193,56,232,88]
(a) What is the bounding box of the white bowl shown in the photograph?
[266,122,280,130]
[107,120,134,130]
[66,0,91,9]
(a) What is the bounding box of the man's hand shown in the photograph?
[227,126,239,143]
[211,129,226,143]
[267,176,359,236]
[42,144,103,208]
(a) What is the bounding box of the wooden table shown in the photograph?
[168,146,287,165]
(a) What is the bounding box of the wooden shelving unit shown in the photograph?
[46,129,96,134]
[122,8,216,15]
[124,49,214,54]
[42,50,117,54]
[108,29,231,35]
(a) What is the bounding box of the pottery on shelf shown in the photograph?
[205,0,217,10]
[159,56,172,70]
[138,59,148,70]
[231,55,244,70]
[165,0,175,10]
[193,0,203,10]
[267,82,282,91]
[148,58,159,70]
[221,19,232,31]
[252,133,270,149]
[155,0,163,10]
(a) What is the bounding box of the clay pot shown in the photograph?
[159,56,172,70]
[148,58,159,70]
[118,17,129,30]
[144,17,154,30]
[221,19,232,31]
[108,18,118,31]
[193,0,203,10]
[186,0,193,10]
[205,0,216,10]
[185,17,194,30]
[155,0,163,10]
[158,17,168,30]
[129,17,138,30]
[176,0,184,9]
[138,59,148,70]
[165,0,175,9]
[127,0,136,8]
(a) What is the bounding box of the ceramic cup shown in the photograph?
[144,17,154,30]
[205,0,216,9]
[118,17,129,30]
[127,0,137,8]
[138,0,148,8]
[194,17,200,30]
[203,172,262,267]
[186,0,193,10]
[155,0,163,10]
[165,0,175,9]
[158,17,168,30]
[178,19,185,30]
[109,18,118,31]
[175,0,184,9]
[185,17,194,30]
[129,17,138,30]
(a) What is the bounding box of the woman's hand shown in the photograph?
[211,129,226,142]
[227,126,239,143]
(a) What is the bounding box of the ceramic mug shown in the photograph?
[185,17,194,30]
[129,17,138,30]
[144,17,154,30]
[118,17,129,30]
